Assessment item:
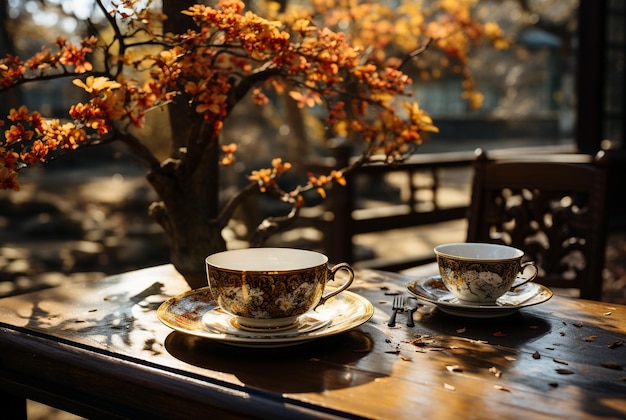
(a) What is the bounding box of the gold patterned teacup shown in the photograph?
[434,243,538,303]
[206,248,354,329]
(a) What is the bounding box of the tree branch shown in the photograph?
[214,181,259,229]
[399,38,434,71]
[250,205,301,247]
[112,129,161,170]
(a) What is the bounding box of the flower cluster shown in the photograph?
[0,0,507,205]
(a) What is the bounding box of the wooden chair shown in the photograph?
[466,148,609,300]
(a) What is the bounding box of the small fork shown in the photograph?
[387,295,404,327]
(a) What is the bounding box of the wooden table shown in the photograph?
[1,264,625,419]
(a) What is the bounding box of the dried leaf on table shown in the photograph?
[608,340,624,349]
[584,335,597,342]
[494,385,510,392]
[553,359,569,365]
[601,361,623,370]
[504,356,516,361]
[555,369,574,375]
[532,351,541,359]
[400,355,412,361]
[573,322,583,328]
[489,367,502,377]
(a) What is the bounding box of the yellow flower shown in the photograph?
[72,76,122,94]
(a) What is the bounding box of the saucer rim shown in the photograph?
[157,287,373,347]
[406,275,553,317]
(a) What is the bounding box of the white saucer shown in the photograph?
[407,276,553,318]
[157,287,374,347]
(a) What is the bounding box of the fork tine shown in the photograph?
[388,295,404,327]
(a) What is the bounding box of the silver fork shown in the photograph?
[387,295,404,327]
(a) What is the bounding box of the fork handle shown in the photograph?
[388,309,399,327]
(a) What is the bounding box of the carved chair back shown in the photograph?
[467,149,609,300]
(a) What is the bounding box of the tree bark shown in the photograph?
[147,118,225,289]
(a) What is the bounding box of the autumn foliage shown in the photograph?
[0,0,505,191]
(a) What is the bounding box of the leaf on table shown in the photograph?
[446,365,463,372]
[553,359,569,365]
[573,322,583,328]
[494,385,510,392]
[504,356,517,361]
[489,367,502,377]
[608,340,624,349]
[555,369,574,375]
[601,361,623,370]
[409,336,435,347]
[584,335,597,342]
[532,351,541,359]
[400,355,412,361]
[444,383,456,391]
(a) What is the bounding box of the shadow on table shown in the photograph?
[164,329,386,393]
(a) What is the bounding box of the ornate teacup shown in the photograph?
[434,243,538,303]
[206,247,354,329]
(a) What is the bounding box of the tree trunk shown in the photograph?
[149,193,226,289]
[147,122,226,289]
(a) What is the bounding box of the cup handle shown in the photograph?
[511,261,538,289]
[317,262,355,307]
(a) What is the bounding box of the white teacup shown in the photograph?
[206,248,354,329]
[434,243,538,303]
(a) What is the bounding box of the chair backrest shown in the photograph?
[466,148,609,300]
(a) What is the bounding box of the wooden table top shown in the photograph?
[0,264,625,419]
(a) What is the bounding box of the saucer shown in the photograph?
[406,276,553,318]
[157,287,373,347]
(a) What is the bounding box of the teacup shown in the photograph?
[206,247,354,329]
[434,243,538,303]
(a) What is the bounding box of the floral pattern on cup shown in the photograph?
[206,248,354,328]
[207,267,326,319]
[435,243,538,303]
